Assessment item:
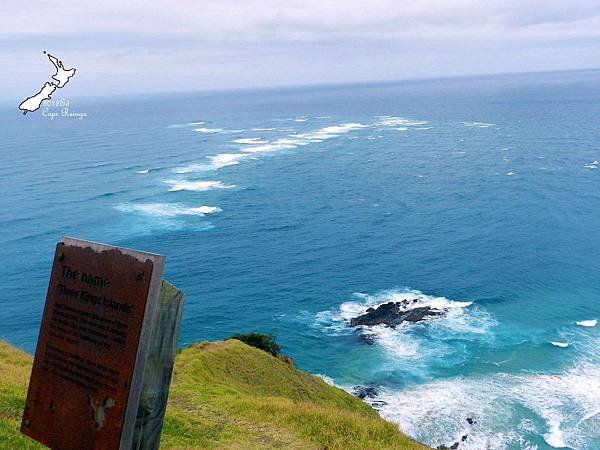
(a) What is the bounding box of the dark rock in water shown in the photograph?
[353,385,379,399]
[437,437,465,450]
[350,301,445,328]
[466,417,477,425]
[402,306,444,323]
[369,400,387,409]
[357,332,377,345]
[461,435,468,442]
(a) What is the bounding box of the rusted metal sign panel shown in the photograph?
[21,237,164,450]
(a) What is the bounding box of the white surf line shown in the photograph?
[115,203,221,217]
[163,179,235,192]
[174,115,428,176]
[550,341,569,348]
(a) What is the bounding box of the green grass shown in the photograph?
[0,342,43,450]
[0,339,428,449]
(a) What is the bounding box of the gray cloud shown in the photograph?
[4,1,600,100]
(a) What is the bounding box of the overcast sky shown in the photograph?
[4,0,600,100]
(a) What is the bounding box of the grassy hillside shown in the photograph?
[0,340,427,449]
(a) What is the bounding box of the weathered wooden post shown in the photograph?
[21,237,184,450]
[132,281,184,449]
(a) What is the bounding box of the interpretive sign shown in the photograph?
[22,237,165,450]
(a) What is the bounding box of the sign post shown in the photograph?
[21,237,183,450]
[132,280,184,449]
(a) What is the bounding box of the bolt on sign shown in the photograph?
[21,237,184,450]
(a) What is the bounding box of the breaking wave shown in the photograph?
[173,115,428,176]
[163,179,235,192]
[374,361,600,450]
[233,137,270,144]
[174,153,249,173]
[167,121,205,128]
[462,121,494,128]
[376,116,429,127]
[115,202,221,217]
[316,288,494,366]
[315,288,600,449]
[194,127,224,133]
[331,289,474,327]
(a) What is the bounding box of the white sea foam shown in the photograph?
[584,161,598,169]
[233,137,269,145]
[317,288,486,354]
[315,288,500,401]
[373,361,600,450]
[168,121,204,128]
[174,121,371,177]
[550,341,569,348]
[174,164,208,174]
[576,319,597,327]
[194,127,224,133]
[293,123,369,142]
[240,140,298,154]
[174,154,248,173]
[462,121,494,128]
[507,172,515,176]
[337,289,473,322]
[377,116,429,127]
[237,121,375,157]
[366,324,422,358]
[116,203,221,217]
[314,374,336,386]
[137,169,149,174]
[209,153,248,168]
[164,179,234,192]
[177,116,424,179]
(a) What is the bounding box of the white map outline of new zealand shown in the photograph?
[19,51,76,115]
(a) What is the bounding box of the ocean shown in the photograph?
[1,70,599,449]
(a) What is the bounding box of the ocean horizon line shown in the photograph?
[3,65,600,109]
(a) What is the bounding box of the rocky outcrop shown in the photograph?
[352,385,387,409]
[436,435,467,450]
[436,418,474,449]
[353,385,379,399]
[349,300,445,328]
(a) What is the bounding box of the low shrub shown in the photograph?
[229,332,281,356]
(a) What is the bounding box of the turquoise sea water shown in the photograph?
[1,71,599,449]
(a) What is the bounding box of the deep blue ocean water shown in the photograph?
[1,71,600,449]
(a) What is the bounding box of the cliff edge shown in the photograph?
[0,339,427,449]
